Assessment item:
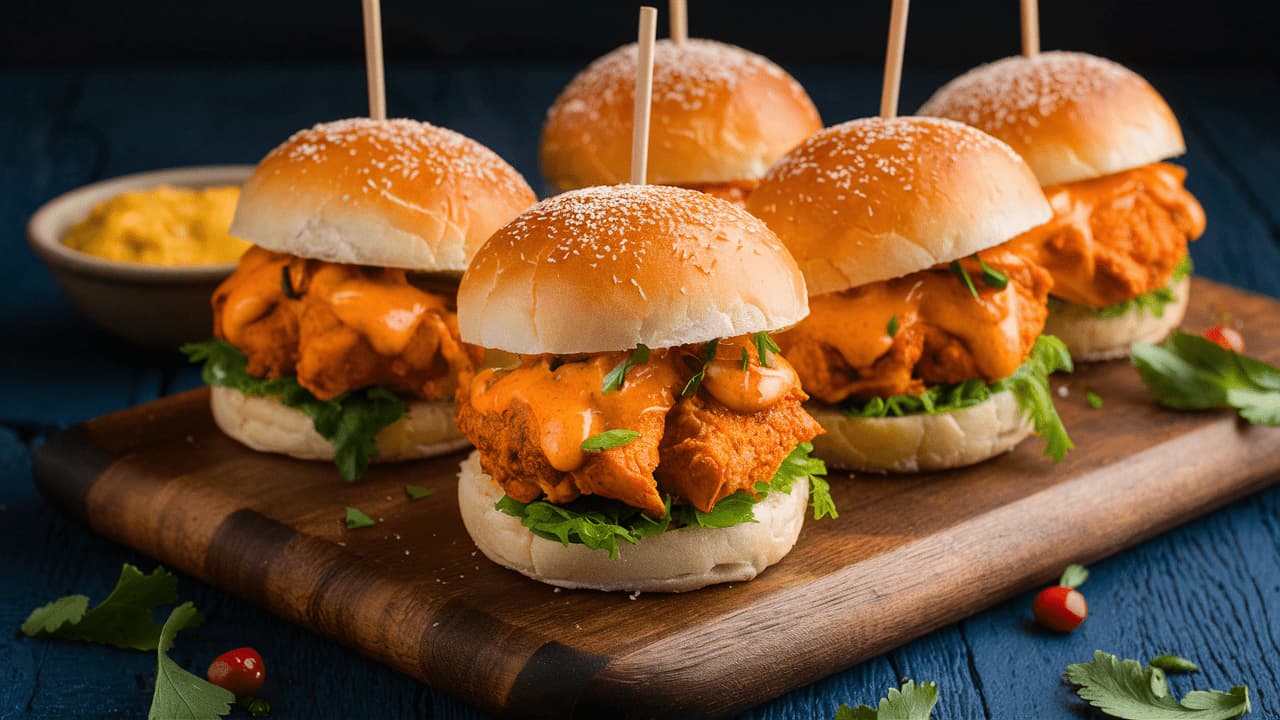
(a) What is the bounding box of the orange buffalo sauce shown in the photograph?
[1010,163,1206,308]
[213,247,478,401]
[778,250,1050,404]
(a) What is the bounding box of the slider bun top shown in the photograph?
[458,184,809,355]
[540,38,822,191]
[231,118,537,273]
[746,116,1052,296]
[919,51,1186,186]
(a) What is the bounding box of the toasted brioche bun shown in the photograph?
[231,118,536,273]
[919,52,1185,187]
[541,39,821,191]
[457,451,806,592]
[458,184,809,354]
[745,116,1052,295]
[210,386,469,462]
[808,390,1032,473]
[1046,275,1189,361]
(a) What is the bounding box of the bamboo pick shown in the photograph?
[362,0,387,120]
[670,0,688,44]
[631,6,658,185]
[1021,0,1040,57]
[880,0,910,118]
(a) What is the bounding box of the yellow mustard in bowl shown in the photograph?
[61,185,249,265]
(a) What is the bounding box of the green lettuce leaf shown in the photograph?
[182,339,407,481]
[1132,331,1280,426]
[846,335,1074,461]
[495,442,833,558]
[1096,255,1193,319]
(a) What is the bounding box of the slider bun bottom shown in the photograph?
[1044,276,1190,362]
[808,390,1032,473]
[457,451,807,592]
[210,386,469,462]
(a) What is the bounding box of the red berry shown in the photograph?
[1203,325,1245,353]
[206,647,265,696]
[1032,585,1088,632]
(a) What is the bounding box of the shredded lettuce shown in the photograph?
[181,339,407,482]
[845,335,1075,461]
[495,442,834,559]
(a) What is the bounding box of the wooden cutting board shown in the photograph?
[33,277,1280,718]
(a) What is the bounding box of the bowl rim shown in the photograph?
[27,164,255,284]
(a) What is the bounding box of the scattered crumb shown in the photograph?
[1057,385,1070,398]
[432,622,440,628]
[404,550,411,556]
[629,591,642,601]
[574,623,582,630]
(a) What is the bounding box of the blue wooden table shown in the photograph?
[1,63,1278,719]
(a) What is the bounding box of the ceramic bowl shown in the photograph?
[27,165,253,349]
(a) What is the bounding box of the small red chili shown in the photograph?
[1032,585,1088,633]
[206,647,266,696]
[1203,325,1245,353]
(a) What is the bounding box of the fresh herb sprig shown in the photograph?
[149,603,235,720]
[752,331,781,368]
[182,340,406,481]
[975,254,1009,289]
[1131,331,1280,426]
[834,680,939,720]
[21,564,178,651]
[950,260,980,300]
[496,442,834,558]
[581,429,641,452]
[601,344,650,393]
[1065,651,1250,719]
[681,339,721,397]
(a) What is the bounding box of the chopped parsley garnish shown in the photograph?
[1059,563,1089,588]
[680,338,720,397]
[975,254,1009,289]
[1132,330,1280,426]
[495,442,833,558]
[182,340,407,481]
[887,315,900,338]
[1065,651,1250,719]
[835,680,938,719]
[950,260,980,300]
[752,331,781,368]
[1087,390,1104,409]
[845,335,1075,461]
[581,429,642,452]
[1096,255,1193,319]
[405,484,433,501]
[344,506,377,529]
[601,344,651,393]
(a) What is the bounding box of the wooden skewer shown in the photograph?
[631,6,658,185]
[1021,0,1040,57]
[669,0,688,44]
[880,0,909,119]
[362,0,387,120]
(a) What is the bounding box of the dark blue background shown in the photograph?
[2,4,1279,717]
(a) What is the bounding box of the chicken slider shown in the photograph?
[184,118,537,480]
[454,184,835,592]
[920,52,1206,360]
[540,39,822,205]
[747,117,1074,473]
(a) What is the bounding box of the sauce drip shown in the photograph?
[1010,162,1205,307]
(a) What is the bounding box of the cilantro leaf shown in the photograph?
[1065,650,1250,720]
[975,254,1008,289]
[602,344,651,393]
[1097,256,1193,319]
[581,429,642,452]
[182,340,407,481]
[1152,655,1200,673]
[345,507,377,529]
[21,564,179,651]
[148,602,234,720]
[1132,331,1280,426]
[495,443,834,557]
[835,680,939,720]
[680,339,721,397]
[950,260,980,300]
[405,484,433,501]
[1059,563,1089,588]
[847,336,1073,461]
[992,334,1075,461]
[752,331,781,368]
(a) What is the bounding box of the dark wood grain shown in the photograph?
[30,278,1280,718]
